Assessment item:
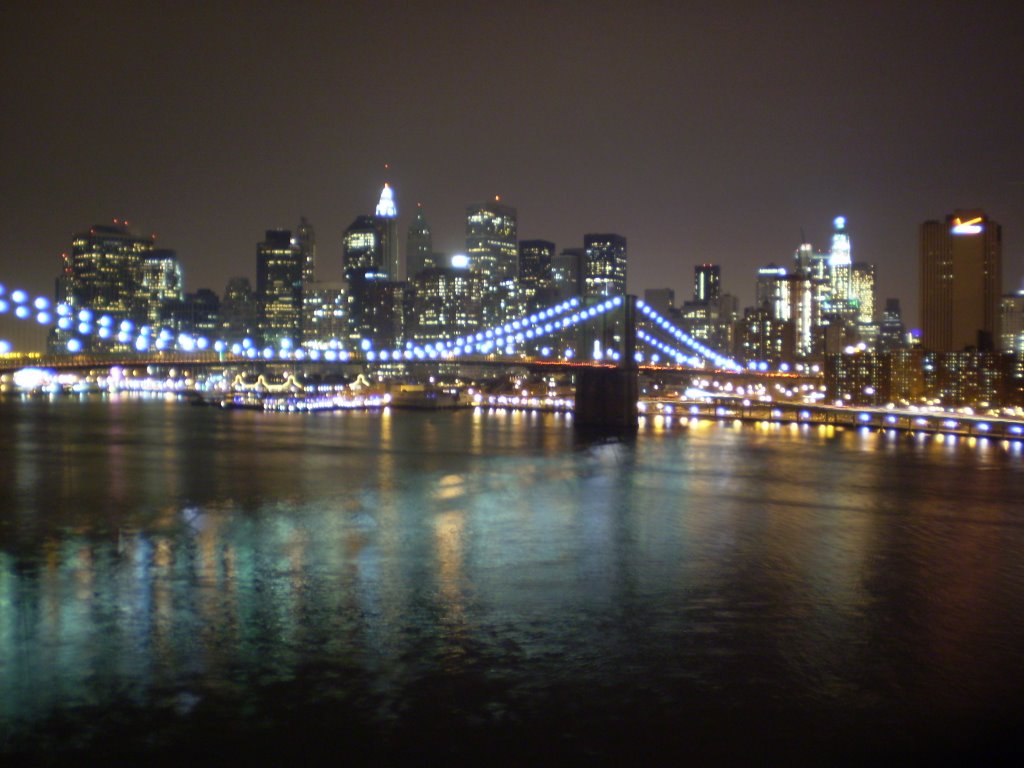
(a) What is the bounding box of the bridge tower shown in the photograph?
[574,295,638,433]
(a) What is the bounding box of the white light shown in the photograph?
[15,306,30,319]
[12,290,28,304]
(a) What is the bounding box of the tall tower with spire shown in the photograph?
[375,182,399,280]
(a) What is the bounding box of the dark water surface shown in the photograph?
[2,396,1024,764]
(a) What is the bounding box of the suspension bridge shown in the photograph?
[1,280,750,430]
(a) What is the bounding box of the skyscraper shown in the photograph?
[466,198,518,288]
[68,220,155,324]
[583,234,627,298]
[256,229,303,347]
[375,183,399,280]
[409,262,483,342]
[296,216,316,286]
[920,210,1002,352]
[851,262,876,325]
[878,298,907,352]
[694,264,720,304]
[825,216,857,319]
[221,277,258,344]
[552,248,585,301]
[139,249,184,325]
[518,240,555,312]
[406,203,434,278]
[467,197,518,324]
[342,216,385,280]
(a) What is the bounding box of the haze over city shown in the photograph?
[2,0,1023,323]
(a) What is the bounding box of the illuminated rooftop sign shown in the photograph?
[951,215,983,235]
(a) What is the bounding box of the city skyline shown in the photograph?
[2,2,1023,323]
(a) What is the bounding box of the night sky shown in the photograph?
[2,0,1023,325]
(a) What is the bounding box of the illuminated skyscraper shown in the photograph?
[256,229,303,347]
[342,216,385,280]
[851,262,876,324]
[302,281,348,345]
[920,210,1002,351]
[375,183,399,280]
[466,198,518,287]
[467,197,518,324]
[140,249,184,324]
[583,233,627,298]
[694,264,720,304]
[756,264,791,320]
[68,220,155,323]
[409,261,483,342]
[826,216,856,318]
[1001,290,1024,377]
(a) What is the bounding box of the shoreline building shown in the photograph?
[920,210,1002,351]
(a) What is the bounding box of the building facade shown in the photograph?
[256,229,303,347]
[583,233,627,298]
[920,210,1002,352]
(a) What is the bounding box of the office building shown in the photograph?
[920,210,1002,351]
[139,249,184,325]
[409,263,484,342]
[694,264,720,304]
[256,229,303,347]
[221,277,258,344]
[406,204,435,278]
[519,240,555,312]
[583,233,627,298]
[466,197,518,288]
[851,262,876,324]
[294,216,316,286]
[302,281,349,346]
[343,216,385,280]
[755,264,792,321]
[643,288,675,318]
[878,298,907,352]
[552,248,585,301]
[68,220,155,324]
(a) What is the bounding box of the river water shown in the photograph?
[2,396,1024,764]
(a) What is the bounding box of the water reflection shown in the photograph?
[2,398,1024,761]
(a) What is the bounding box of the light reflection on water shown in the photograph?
[2,397,1024,762]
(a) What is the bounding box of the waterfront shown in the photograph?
[2,397,1024,764]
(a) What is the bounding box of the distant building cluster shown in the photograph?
[48,186,627,356]
[644,210,1023,407]
[40,197,1024,408]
